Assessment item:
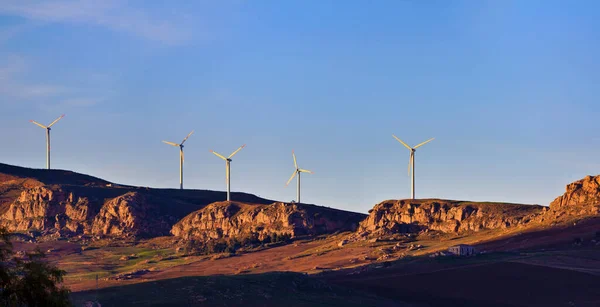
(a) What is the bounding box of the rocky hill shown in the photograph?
[0,163,365,241]
[358,199,544,235]
[359,175,600,236]
[171,201,366,241]
[0,163,274,238]
[547,175,600,218]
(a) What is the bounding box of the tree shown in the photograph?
[0,229,71,307]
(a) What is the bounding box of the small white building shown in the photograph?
[448,244,476,256]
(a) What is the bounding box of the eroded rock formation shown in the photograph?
[358,199,544,235]
[0,187,169,237]
[546,175,600,219]
[171,201,365,241]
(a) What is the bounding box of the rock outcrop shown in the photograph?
[544,175,600,220]
[360,175,600,236]
[358,199,544,235]
[0,187,170,237]
[171,201,366,241]
[0,162,357,241]
[91,192,170,237]
[1,186,97,234]
[550,175,600,213]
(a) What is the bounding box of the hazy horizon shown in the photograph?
[1,1,599,213]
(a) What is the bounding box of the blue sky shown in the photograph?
[1,0,599,213]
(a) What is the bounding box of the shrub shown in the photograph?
[0,228,71,306]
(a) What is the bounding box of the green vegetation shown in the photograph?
[60,245,184,282]
[182,233,293,255]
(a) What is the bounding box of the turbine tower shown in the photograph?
[162,130,194,190]
[285,150,313,203]
[392,135,434,199]
[29,114,65,169]
[210,144,246,201]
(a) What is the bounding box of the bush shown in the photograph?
[0,229,71,306]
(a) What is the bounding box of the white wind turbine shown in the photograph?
[162,130,194,190]
[285,150,313,203]
[392,135,434,199]
[210,144,246,201]
[29,114,65,170]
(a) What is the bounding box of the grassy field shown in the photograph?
[70,272,407,307]
[58,244,201,285]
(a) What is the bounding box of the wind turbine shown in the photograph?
[285,150,313,203]
[162,130,194,190]
[210,144,246,201]
[29,114,65,169]
[392,135,434,199]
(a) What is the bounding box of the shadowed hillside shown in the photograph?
[70,272,405,307]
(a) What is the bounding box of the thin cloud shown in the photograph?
[0,55,66,99]
[0,54,101,106]
[0,0,191,45]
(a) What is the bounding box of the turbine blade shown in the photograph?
[162,141,179,147]
[228,144,246,159]
[29,120,47,129]
[181,149,184,162]
[181,130,194,145]
[286,171,297,186]
[47,114,65,127]
[414,138,435,149]
[211,150,227,161]
[292,150,298,168]
[393,134,412,150]
[299,169,313,174]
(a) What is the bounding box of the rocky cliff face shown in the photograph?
[91,192,171,237]
[0,162,353,241]
[171,201,366,241]
[358,199,544,235]
[0,186,175,238]
[545,175,600,219]
[1,186,95,234]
